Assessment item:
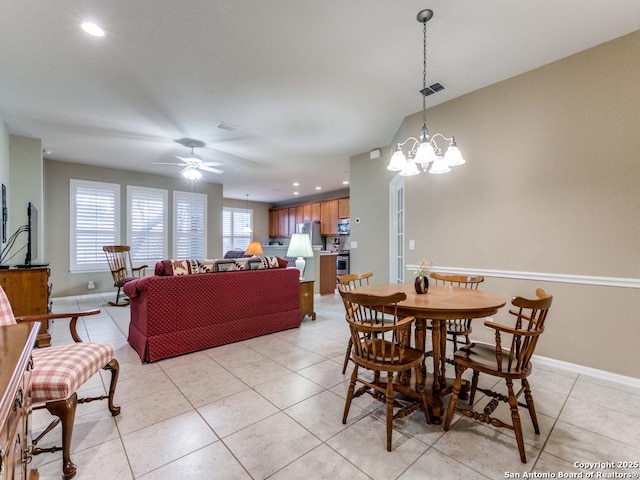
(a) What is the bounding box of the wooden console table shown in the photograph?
[0,267,51,347]
[0,323,40,480]
[300,280,316,320]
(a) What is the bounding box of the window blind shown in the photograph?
[127,186,167,263]
[70,179,120,272]
[173,191,207,258]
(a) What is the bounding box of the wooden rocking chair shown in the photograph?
[102,245,147,306]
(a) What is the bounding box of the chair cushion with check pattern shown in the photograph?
[30,342,115,404]
[0,286,17,326]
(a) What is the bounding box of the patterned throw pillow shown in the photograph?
[171,259,199,275]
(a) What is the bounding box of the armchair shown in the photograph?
[0,286,120,479]
[103,245,148,306]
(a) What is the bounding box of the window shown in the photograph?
[222,207,252,254]
[127,186,167,264]
[173,191,207,258]
[70,179,120,272]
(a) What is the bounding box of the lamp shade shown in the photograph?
[287,233,313,280]
[286,233,313,258]
[245,241,264,256]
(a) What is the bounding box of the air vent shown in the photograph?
[419,82,446,97]
[217,122,238,132]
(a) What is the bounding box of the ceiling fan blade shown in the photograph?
[175,154,202,162]
[152,162,186,166]
[200,166,224,175]
[201,161,224,167]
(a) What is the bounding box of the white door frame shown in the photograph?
[388,175,405,284]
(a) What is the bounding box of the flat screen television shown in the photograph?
[24,202,38,266]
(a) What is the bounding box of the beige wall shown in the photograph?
[9,135,44,264]
[350,30,640,377]
[44,160,224,297]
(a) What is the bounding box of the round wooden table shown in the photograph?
[352,283,506,421]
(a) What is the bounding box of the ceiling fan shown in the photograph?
[153,139,224,179]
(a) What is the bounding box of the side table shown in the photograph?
[299,280,316,320]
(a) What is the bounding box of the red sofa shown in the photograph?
[123,265,301,362]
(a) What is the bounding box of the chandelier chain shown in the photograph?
[422,19,427,130]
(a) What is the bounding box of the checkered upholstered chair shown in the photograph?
[0,286,120,480]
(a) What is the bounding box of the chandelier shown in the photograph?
[387,9,465,176]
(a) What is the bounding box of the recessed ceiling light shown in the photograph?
[315,186,322,190]
[81,22,105,37]
[293,192,299,196]
[292,182,299,187]
[342,180,349,185]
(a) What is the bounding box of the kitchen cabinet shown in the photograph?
[311,202,321,222]
[320,199,339,235]
[319,253,337,294]
[269,209,279,237]
[302,204,312,222]
[269,197,347,237]
[288,207,297,236]
[338,197,350,218]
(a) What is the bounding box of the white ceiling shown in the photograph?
[2,1,640,203]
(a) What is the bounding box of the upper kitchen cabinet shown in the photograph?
[311,202,321,222]
[338,198,349,219]
[320,199,338,235]
[269,197,347,237]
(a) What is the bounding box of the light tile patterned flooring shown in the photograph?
[32,293,640,479]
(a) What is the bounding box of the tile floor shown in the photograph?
[31,293,640,480]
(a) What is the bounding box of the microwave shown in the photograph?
[337,218,350,235]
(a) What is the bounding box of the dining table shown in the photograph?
[351,282,506,422]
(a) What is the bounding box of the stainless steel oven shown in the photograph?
[336,251,349,276]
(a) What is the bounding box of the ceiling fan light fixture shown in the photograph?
[182,166,202,181]
[81,21,105,37]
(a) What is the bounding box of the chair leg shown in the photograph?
[385,371,394,452]
[342,365,358,424]
[469,370,479,405]
[506,379,527,463]
[341,338,352,374]
[104,358,121,416]
[109,286,130,307]
[522,378,540,434]
[45,393,78,480]
[444,364,465,430]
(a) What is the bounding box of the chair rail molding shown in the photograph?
[406,265,640,289]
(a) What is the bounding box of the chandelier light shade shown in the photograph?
[286,233,313,280]
[387,9,466,177]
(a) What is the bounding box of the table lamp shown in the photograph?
[245,241,264,256]
[287,233,313,280]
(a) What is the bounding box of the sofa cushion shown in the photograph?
[154,256,288,276]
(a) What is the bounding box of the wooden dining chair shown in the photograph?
[444,288,553,463]
[339,290,431,451]
[428,272,485,358]
[336,271,373,374]
[0,285,121,479]
[102,245,148,306]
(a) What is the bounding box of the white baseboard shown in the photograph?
[533,354,640,389]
